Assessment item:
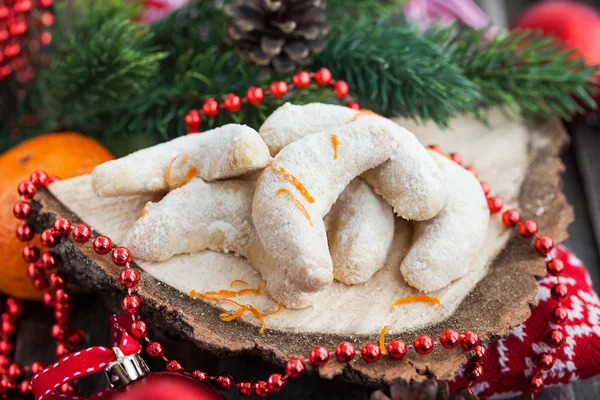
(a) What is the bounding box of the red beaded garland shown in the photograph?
[184,110,202,132]
[30,170,49,187]
[192,370,209,381]
[119,268,139,289]
[464,363,483,381]
[547,329,565,348]
[41,251,60,269]
[528,374,544,393]
[519,220,538,238]
[551,283,568,301]
[254,380,269,398]
[461,331,480,350]
[130,320,148,340]
[52,217,72,236]
[537,353,554,370]
[347,101,360,110]
[7,363,23,379]
[202,98,220,117]
[502,209,521,227]
[71,224,92,243]
[93,235,113,255]
[0,376,16,391]
[551,306,569,324]
[18,380,32,394]
[333,80,349,98]
[546,259,565,276]
[470,345,486,363]
[292,71,311,89]
[413,335,434,355]
[361,343,381,363]
[49,272,66,289]
[0,354,9,367]
[535,236,554,255]
[51,324,65,340]
[223,94,242,112]
[40,228,57,247]
[464,166,478,177]
[0,341,12,354]
[17,180,36,199]
[269,81,288,98]
[267,373,286,392]
[30,361,45,375]
[237,380,254,396]
[309,346,330,366]
[15,224,33,242]
[166,359,184,372]
[314,67,332,86]
[146,341,164,357]
[22,245,40,262]
[285,358,305,378]
[246,86,264,105]
[487,196,504,214]
[334,341,356,362]
[387,339,407,359]
[13,201,31,220]
[449,153,463,165]
[112,247,132,266]
[6,299,21,317]
[480,181,491,196]
[55,288,71,304]
[56,342,72,357]
[27,263,42,280]
[122,294,141,314]
[440,329,461,349]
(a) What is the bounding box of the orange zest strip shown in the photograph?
[262,304,282,316]
[166,154,187,186]
[347,109,380,123]
[186,164,198,184]
[391,295,441,309]
[141,207,148,219]
[193,286,262,299]
[331,134,339,160]
[276,188,313,226]
[268,160,315,203]
[230,279,248,287]
[379,325,389,353]
[219,306,249,322]
[248,305,267,335]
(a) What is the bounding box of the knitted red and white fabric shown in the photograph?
[450,246,600,398]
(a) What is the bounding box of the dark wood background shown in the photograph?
[9,122,600,399]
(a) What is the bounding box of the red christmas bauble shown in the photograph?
[110,372,225,400]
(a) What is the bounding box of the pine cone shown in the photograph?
[370,378,479,400]
[224,0,329,73]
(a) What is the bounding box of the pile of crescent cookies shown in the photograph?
[91,103,489,309]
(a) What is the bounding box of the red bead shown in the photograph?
[0,355,9,367]
[146,341,164,357]
[285,358,305,378]
[49,272,66,289]
[519,220,538,237]
[184,110,201,132]
[93,236,112,255]
[547,329,565,348]
[413,335,434,355]
[18,379,31,394]
[267,373,286,392]
[546,259,565,276]
[71,224,92,243]
[40,228,57,247]
[309,346,330,366]
[0,341,12,354]
[27,263,42,280]
[470,345,486,363]
[202,98,219,117]
[51,324,65,340]
[215,374,234,390]
[30,361,45,375]
[387,339,407,359]
[41,12,54,27]
[464,166,478,177]
[18,180,36,199]
[15,224,33,242]
[449,152,463,165]
[6,299,21,317]
[40,0,54,6]
[461,331,480,350]
[54,309,68,323]
[334,341,355,362]
[361,343,381,363]
[269,81,288,98]
[33,278,48,291]
[13,201,31,220]
[292,71,311,89]
[333,80,349,98]
[46,176,59,184]
[0,376,16,391]
[537,353,554,371]
[0,7,7,19]
[535,236,554,255]
[551,306,569,324]
[130,320,148,340]
[347,101,360,110]
[1,319,15,336]
[14,0,32,12]
[487,196,504,214]
[41,251,60,269]
[254,380,270,397]
[60,383,74,394]
[551,283,568,301]
[528,374,544,393]
[440,329,461,349]
[67,329,86,345]
[30,170,49,188]
[427,144,442,153]
[314,67,332,86]
[237,380,254,396]
[22,245,40,262]
[223,94,242,112]
[112,247,132,266]
[464,363,483,381]
[122,295,141,314]
[192,370,209,381]
[502,209,521,227]
[480,181,491,196]
[55,288,71,305]
[52,218,72,236]
[40,31,52,45]
[56,342,72,358]
[246,86,264,105]
[166,359,184,372]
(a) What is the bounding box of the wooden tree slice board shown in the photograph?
[30,109,572,385]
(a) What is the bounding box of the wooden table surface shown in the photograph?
[8,123,600,399]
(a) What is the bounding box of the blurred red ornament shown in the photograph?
[110,372,225,400]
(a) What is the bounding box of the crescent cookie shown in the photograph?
[259,102,445,221]
[252,116,403,292]
[92,124,270,197]
[325,178,395,285]
[400,152,490,293]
